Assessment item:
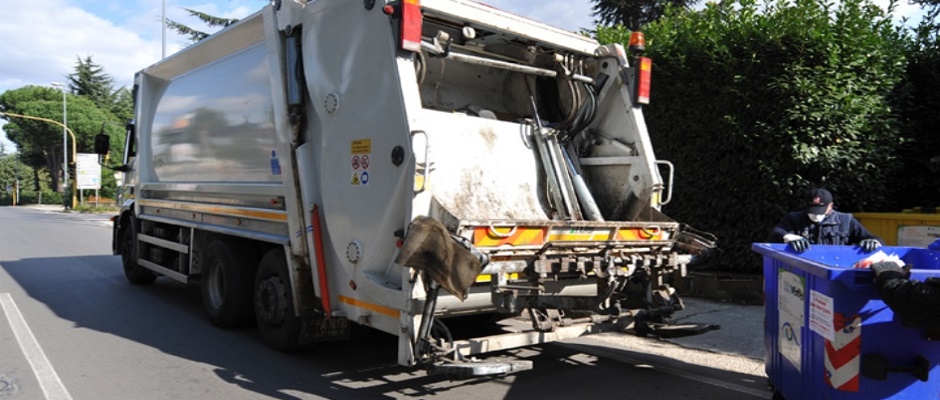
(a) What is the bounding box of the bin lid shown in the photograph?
[751,243,940,284]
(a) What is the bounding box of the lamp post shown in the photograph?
[162,0,166,59]
[50,82,67,191]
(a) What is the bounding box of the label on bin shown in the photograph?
[809,290,835,341]
[778,269,805,372]
[898,225,940,247]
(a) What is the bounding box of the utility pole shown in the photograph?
[50,82,68,192]
[162,0,167,59]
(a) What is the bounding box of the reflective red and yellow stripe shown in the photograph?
[472,226,665,247]
[473,226,545,247]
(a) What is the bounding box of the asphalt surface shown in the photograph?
[23,203,769,362]
[28,204,768,353]
[6,204,771,399]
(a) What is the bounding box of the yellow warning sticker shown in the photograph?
[351,172,360,185]
[351,139,371,155]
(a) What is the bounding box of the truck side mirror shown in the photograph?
[94,134,110,155]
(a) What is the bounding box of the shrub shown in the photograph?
[597,0,908,272]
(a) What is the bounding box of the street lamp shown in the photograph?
[50,82,67,190]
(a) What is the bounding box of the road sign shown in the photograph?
[76,153,102,190]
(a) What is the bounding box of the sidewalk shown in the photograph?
[23,204,66,212]
[577,296,767,379]
[671,296,764,361]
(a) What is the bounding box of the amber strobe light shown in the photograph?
[628,31,646,54]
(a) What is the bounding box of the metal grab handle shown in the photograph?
[412,130,429,193]
[640,225,662,238]
[488,225,518,238]
[656,160,674,206]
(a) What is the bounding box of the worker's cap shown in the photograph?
[804,188,833,214]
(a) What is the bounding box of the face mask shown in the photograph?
[808,213,826,223]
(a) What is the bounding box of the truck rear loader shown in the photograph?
[95,0,718,376]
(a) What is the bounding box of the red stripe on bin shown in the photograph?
[825,337,860,369]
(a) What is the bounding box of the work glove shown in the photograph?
[783,234,811,253]
[859,239,882,252]
[870,260,905,277]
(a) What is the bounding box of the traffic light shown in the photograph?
[67,161,76,180]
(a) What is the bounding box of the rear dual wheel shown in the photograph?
[201,239,256,328]
[254,248,305,351]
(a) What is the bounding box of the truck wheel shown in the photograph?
[201,239,255,328]
[254,248,304,351]
[120,218,157,285]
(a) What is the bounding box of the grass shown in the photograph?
[73,197,119,213]
[73,203,119,213]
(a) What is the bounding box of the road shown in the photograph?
[0,206,771,399]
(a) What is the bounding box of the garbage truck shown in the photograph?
[95,0,718,376]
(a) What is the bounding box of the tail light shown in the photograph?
[401,0,422,52]
[635,56,651,105]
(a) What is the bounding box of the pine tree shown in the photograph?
[167,8,239,43]
[67,56,116,110]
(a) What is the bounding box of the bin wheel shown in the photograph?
[254,248,305,351]
[121,217,157,285]
[772,391,785,400]
[201,239,256,328]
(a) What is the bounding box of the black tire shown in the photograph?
[120,218,157,285]
[201,239,256,328]
[254,248,305,351]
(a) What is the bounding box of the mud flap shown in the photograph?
[395,216,485,299]
[300,316,350,343]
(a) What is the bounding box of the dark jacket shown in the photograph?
[767,210,881,245]
[875,271,940,329]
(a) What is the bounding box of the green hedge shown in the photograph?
[597,0,909,272]
[0,189,63,206]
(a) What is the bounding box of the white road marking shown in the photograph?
[0,293,73,400]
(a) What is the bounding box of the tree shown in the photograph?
[66,55,135,124]
[894,20,940,208]
[167,8,239,43]
[593,0,700,30]
[0,153,37,205]
[596,0,908,272]
[68,56,116,109]
[111,87,134,123]
[0,86,119,193]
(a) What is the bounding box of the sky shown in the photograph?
[0,0,927,152]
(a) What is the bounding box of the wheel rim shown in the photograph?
[257,276,287,326]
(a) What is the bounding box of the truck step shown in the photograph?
[427,360,533,379]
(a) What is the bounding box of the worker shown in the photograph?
[870,261,940,328]
[767,188,882,252]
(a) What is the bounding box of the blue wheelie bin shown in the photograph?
[752,243,940,399]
